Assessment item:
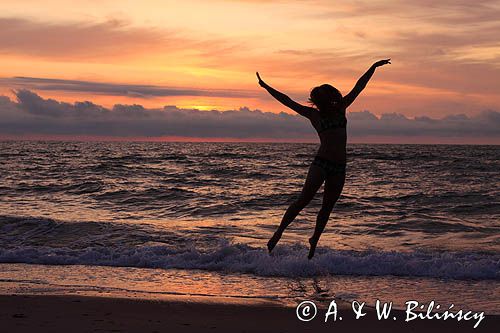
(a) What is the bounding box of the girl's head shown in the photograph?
[308,84,342,113]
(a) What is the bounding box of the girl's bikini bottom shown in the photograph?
[312,156,346,178]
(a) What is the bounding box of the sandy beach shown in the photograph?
[1,294,498,333]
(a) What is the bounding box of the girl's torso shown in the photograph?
[310,106,347,163]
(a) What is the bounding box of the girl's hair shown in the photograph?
[308,84,343,114]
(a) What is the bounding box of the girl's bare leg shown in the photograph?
[267,164,325,253]
[308,173,345,259]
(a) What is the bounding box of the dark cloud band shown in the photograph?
[0,77,259,99]
[0,90,498,142]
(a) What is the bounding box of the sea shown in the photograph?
[0,141,499,312]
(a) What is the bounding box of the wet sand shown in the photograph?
[1,294,498,332]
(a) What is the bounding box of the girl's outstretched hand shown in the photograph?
[373,59,391,68]
[256,72,266,87]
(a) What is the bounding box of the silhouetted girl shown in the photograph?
[257,59,391,258]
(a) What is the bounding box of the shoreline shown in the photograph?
[2,294,498,333]
[1,262,498,320]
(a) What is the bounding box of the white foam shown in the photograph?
[0,240,498,280]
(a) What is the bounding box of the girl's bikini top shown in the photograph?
[317,112,347,133]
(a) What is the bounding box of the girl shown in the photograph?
[257,59,391,258]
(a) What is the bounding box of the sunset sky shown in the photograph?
[0,0,499,143]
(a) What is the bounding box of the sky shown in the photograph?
[0,0,499,143]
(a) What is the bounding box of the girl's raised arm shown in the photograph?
[342,59,391,108]
[257,72,315,119]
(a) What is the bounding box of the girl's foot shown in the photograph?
[308,237,318,259]
[267,230,283,253]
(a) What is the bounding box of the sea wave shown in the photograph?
[0,215,498,280]
[0,240,498,280]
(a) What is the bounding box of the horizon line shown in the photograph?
[1,135,498,146]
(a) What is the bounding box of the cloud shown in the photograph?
[0,18,168,59]
[348,109,500,138]
[301,0,500,25]
[0,77,259,99]
[280,0,500,96]
[0,90,498,143]
[0,17,237,61]
[0,90,311,138]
